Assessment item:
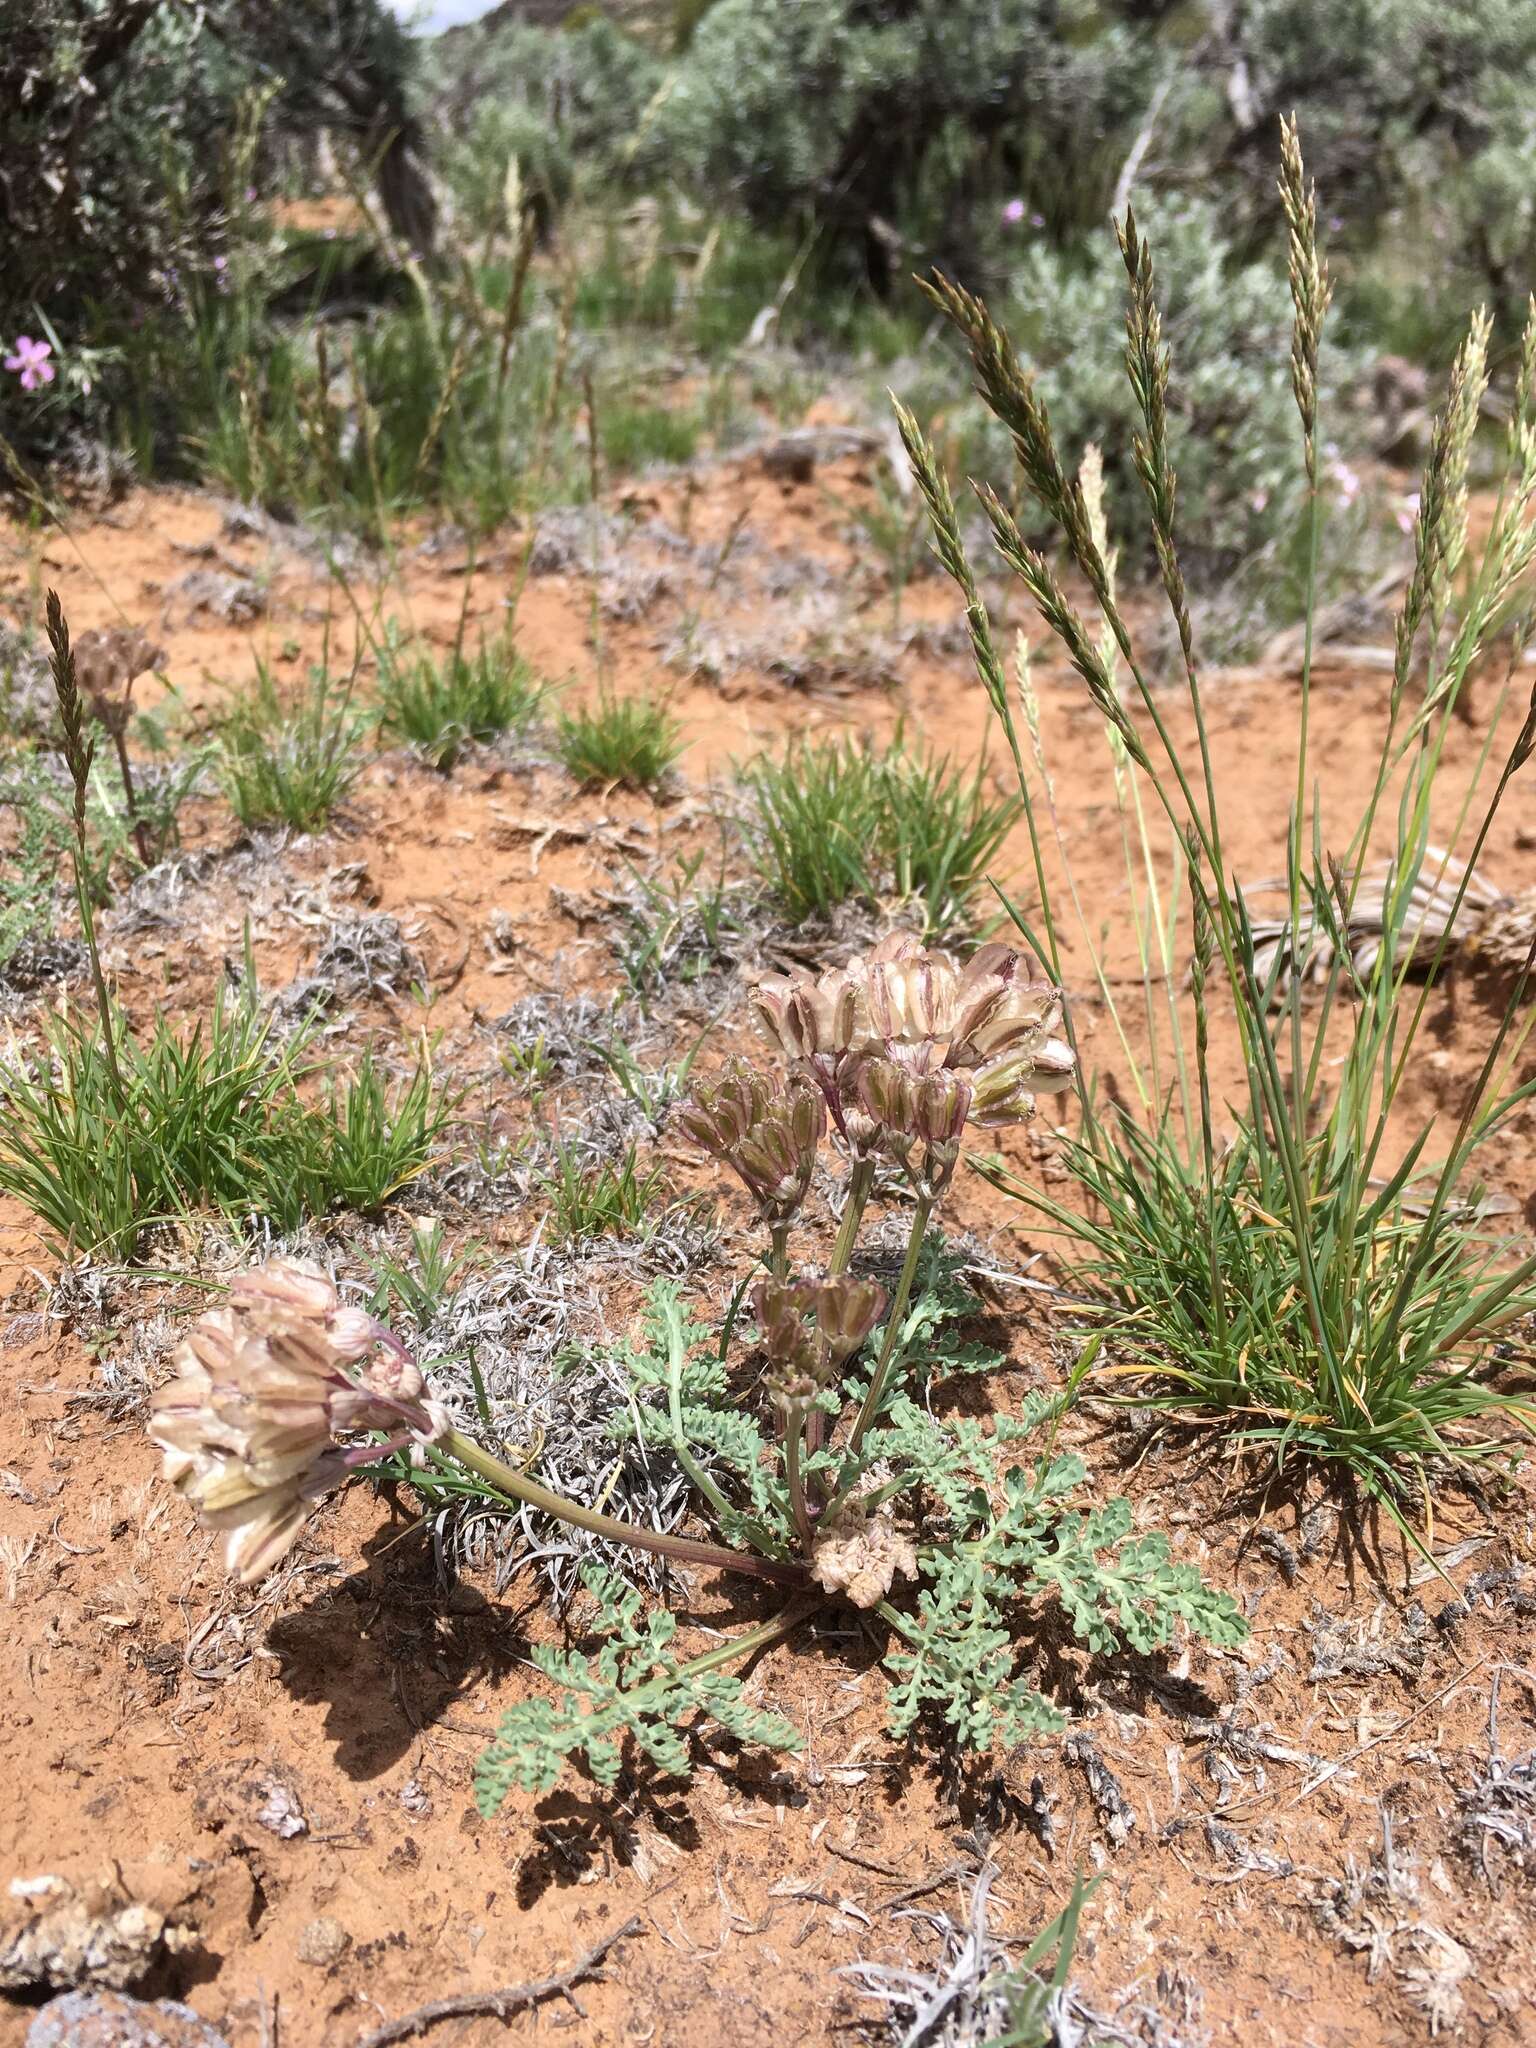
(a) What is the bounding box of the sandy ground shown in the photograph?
[0,442,1533,2046]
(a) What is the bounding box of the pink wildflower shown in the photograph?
[5,337,54,392]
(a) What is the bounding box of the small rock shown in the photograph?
[1,1873,198,1994]
[248,1771,306,1839]
[27,1989,229,2048]
[398,1777,433,1819]
[297,1916,351,1968]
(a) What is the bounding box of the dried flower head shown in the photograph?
[676,1060,825,1222]
[862,932,959,1051]
[968,1036,1075,1127]
[73,625,165,738]
[149,1258,447,1582]
[809,1501,918,1609]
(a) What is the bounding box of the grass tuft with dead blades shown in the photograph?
[902,121,1536,1529]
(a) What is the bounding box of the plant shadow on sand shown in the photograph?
[265,1524,528,1782]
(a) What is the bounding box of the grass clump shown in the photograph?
[901,121,1536,1523]
[0,592,447,1262]
[741,731,1021,936]
[600,401,701,473]
[0,982,447,1261]
[377,631,545,770]
[0,751,128,972]
[556,692,682,791]
[217,660,364,831]
[539,1137,667,1244]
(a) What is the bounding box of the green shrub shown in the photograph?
[996,195,1366,591]
[425,14,662,221]
[648,0,1146,288]
[2,0,429,457]
[1212,0,1536,333]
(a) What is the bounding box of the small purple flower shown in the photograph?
[213,255,228,272]
[4,336,54,392]
[1328,455,1361,508]
[1001,198,1027,226]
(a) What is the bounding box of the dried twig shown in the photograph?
[351,1915,644,2047]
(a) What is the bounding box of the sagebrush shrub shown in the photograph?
[995,195,1366,592]
[647,0,1148,287]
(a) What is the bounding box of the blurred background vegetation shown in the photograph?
[3,0,1534,629]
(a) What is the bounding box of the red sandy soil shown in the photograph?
[0,450,1533,2046]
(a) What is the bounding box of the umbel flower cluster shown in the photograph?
[150,1261,449,1581]
[676,933,1076,1604]
[682,933,1074,1213]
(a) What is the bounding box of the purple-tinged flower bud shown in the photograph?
[751,1276,804,1360]
[751,1278,830,1414]
[229,1258,339,1323]
[968,1028,1076,1126]
[685,1067,824,1222]
[855,1055,918,1135]
[328,1307,380,1362]
[912,1069,971,1146]
[797,1274,886,1364]
[674,1059,770,1158]
[951,980,1070,1067]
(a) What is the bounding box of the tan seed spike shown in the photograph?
[1277,114,1333,476]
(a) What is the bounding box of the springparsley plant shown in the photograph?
[149,935,1244,1811]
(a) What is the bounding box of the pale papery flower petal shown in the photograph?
[810,1508,918,1610]
[149,1263,448,1581]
